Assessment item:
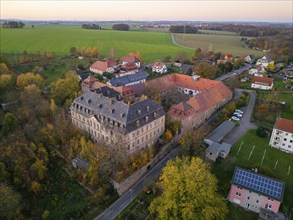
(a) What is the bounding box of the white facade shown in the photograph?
[249,69,258,75]
[152,65,167,74]
[122,61,140,68]
[251,83,273,90]
[90,67,115,74]
[71,108,165,154]
[269,128,293,154]
[177,86,200,96]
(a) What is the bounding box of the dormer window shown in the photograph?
[146,116,149,122]
[146,106,150,111]
[110,109,115,113]
[99,104,103,108]
[136,120,140,127]
[88,99,91,103]
[137,109,141,115]
[120,113,125,118]
[80,96,84,100]
[154,112,157,118]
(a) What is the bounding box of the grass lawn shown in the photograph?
[0,25,192,63]
[173,33,264,57]
[212,129,293,217]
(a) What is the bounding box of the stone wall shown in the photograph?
[111,135,180,196]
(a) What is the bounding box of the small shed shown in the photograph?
[72,157,89,171]
[204,120,235,145]
[205,142,232,162]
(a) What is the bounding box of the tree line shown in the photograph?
[2,21,25,28]
[169,25,198,34]
[112,24,130,31]
[81,23,101,30]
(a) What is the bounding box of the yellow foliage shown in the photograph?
[165,129,173,141]
[16,72,44,88]
[0,63,9,74]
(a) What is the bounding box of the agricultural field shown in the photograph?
[173,32,264,57]
[0,25,192,63]
[212,129,293,215]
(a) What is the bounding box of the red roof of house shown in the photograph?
[274,118,293,133]
[153,62,166,68]
[252,76,274,86]
[225,54,233,59]
[90,60,116,72]
[121,62,138,71]
[121,55,140,63]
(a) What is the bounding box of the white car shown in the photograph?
[235,109,243,114]
[233,113,243,118]
[231,116,240,121]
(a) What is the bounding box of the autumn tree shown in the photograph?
[176,51,188,63]
[135,51,142,62]
[0,184,22,219]
[91,47,99,58]
[0,74,13,92]
[149,157,228,220]
[49,71,80,106]
[70,47,78,56]
[2,113,19,136]
[0,63,9,74]
[193,62,217,79]
[16,72,44,88]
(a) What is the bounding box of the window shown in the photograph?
[237,186,243,190]
[247,196,250,200]
[289,145,291,148]
[284,138,287,141]
[268,198,274,201]
[265,204,272,209]
[256,200,259,204]
[236,192,241,196]
[282,143,285,146]
[290,140,293,143]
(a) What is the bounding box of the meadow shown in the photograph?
[174,32,264,57]
[0,25,192,62]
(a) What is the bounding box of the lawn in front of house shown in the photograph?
[212,129,293,216]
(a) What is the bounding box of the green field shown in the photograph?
[174,33,264,57]
[0,26,192,62]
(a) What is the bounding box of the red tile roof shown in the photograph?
[153,62,166,68]
[252,76,274,86]
[90,60,116,72]
[274,118,293,133]
[121,55,140,63]
[121,62,138,71]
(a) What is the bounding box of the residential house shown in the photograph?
[81,75,136,98]
[108,70,149,87]
[256,56,274,68]
[245,54,256,64]
[144,74,233,132]
[180,64,193,74]
[224,54,233,61]
[121,55,141,68]
[251,76,274,90]
[249,68,259,75]
[70,86,165,154]
[269,117,293,154]
[118,62,139,77]
[152,62,167,74]
[90,60,117,74]
[204,120,236,145]
[205,142,232,162]
[228,167,285,213]
[240,77,249,82]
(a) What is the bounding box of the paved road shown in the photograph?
[222,89,257,145]
[94,147,179,220]
[216,63,252,82]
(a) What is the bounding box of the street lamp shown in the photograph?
[130,189,132,201]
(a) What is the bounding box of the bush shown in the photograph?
[256,126,267,138]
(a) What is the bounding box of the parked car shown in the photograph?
[231,116,240,121]
[233,113,243,118]
[235,109,243,114]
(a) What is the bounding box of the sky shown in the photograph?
[1,0,292,22]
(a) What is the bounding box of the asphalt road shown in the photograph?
[94,147,179,220]
[222,89,257,145]
[216,63,252,82]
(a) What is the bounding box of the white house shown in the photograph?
[152,62,167,74]
[90,60,117,74]
[245,54,256,64]
[249,68,258,75]
[269,118,293,154]
[251,76,274,90]
[256,56,274,68]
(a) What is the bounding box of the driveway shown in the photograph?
[222,89,257,145]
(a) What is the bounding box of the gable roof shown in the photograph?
[274,117,293,133]
[257,56,273,63]
[90,60,116,72]
[108,70,149,87]
[205,120,235,143]
[232,167,285,201]
[153,62,166,68]
[121,55,140,63]
[252,76,274,86]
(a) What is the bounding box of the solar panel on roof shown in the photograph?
[232,168,284,201]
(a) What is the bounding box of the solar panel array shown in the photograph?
[233,168,284,200]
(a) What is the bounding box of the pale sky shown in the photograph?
[1,0,292,22]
